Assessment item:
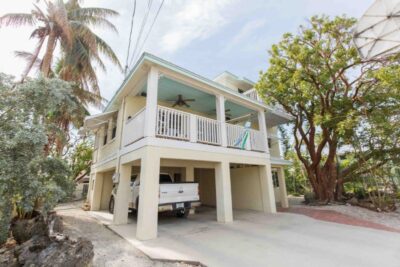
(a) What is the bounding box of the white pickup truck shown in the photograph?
[109,173,200,217]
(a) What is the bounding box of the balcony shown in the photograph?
[122,105,267,153]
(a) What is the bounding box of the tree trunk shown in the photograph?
[41,30,57,77]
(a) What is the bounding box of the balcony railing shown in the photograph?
[122,105,268,153]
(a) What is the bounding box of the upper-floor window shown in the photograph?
[103,134,108,145]
[268,138,272,149]
[111,126,117,139]
[238,88,244,93]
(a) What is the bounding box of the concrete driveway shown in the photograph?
[101,207,400,267]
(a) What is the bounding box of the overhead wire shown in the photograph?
[128,0,154,69]
[130,0,165,66]
[124,0,137,77]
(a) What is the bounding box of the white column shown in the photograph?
[90,172,104,211]
[215,161,233,222]
[144,67,159,138]
[257,110,269,153]
[113,164,131,224]
[189,114,197,143]
[216,95,227,147]
[278,167,289,208]
[86,173,95,202]
[107,118,114,142]
[185,165,195,182]
[259,164,277,213]
[99,125,106,147]
[136,149,160,240]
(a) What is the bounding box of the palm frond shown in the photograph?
[15,37,45,80]
[49,0,73,47]
[69,22,98,56]
[75,15,117,33]
[0,13,36,27]
[69,7,119,19]
[94,34,122,70]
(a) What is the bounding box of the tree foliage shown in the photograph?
[0,74,76,244]
[256,15,400,202]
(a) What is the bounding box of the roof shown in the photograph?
[104,52,293,122]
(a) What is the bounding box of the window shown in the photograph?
[272,171,279,187]
[238,88,244,93]
[268,138,272,149]
[103,134,107,145]
[111,126,117,139]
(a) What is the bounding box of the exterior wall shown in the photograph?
[195,169,216,207]
[100,172,114,210]
[230,167,263,211]
[125,96,146,120]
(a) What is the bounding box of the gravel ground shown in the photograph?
[288,196,400,230]
[55,202,199,267]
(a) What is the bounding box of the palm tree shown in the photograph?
[0,0,122,154]
[0,0,121,100]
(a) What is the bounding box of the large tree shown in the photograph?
[0,0,121,100]
[256,16,400,202]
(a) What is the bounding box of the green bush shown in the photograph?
[354,186,367,200]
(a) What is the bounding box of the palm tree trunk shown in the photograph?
[41,30,57,77]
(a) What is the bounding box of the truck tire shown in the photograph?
[176,208,189,218]
[109,196,114,214]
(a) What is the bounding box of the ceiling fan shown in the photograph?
[167,94,195,107]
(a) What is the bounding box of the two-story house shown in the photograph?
[84,53,292,241]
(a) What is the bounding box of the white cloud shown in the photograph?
[231,18,266,45]
[158,0,236,53]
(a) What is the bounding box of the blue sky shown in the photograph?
[0,0,374,114]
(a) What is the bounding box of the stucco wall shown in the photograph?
[100,172,114,210]
[195,168,216,207]
[230,166,263,211]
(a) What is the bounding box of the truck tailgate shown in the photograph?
[159,183,200,205]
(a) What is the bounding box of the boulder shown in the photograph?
[16,236,93,267]
[11,215,48,244]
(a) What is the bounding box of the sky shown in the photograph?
[0,0,374,114]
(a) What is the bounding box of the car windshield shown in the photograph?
[159,174,172,184]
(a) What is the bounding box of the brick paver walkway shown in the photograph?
[279,207,400,234]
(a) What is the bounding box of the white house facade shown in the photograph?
[84,53,292,241]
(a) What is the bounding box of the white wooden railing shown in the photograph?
[156,106,190,140]
[243,88,261,102]
[250,129,267,152]
[122,108,145,146]
[197,116,221,145]
[122,105,267,153]
[226,123,247,148]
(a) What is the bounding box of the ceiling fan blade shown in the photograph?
[184,102,190,108]
[184,99,196,102]
[172,103,178,107]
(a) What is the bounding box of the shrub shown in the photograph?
[304,191,316,204]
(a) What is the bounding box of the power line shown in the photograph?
[128,0,154,69]
[124,0,137,76]
[131,0,164,66]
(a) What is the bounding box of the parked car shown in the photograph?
[109,173,200,217]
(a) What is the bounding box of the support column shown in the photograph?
[215,161,233,222]
[257,110,269,153]
[136,149,160,240]
[113,164,132,224]
[216,95,227,147]
[90,172,104,211]
[107,117,114,142]
[278,167,289,208]
[259,164,277,213]
[185,165,195,182]
[86,173,95,202]
[144,67,159,138]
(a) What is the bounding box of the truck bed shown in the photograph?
[159,182,200,205]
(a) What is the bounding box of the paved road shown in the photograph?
[55,202,196,267]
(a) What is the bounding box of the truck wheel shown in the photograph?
[109,196,114,214]
[176,209,189,218]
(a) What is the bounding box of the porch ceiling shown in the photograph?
[140,76,254,119]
